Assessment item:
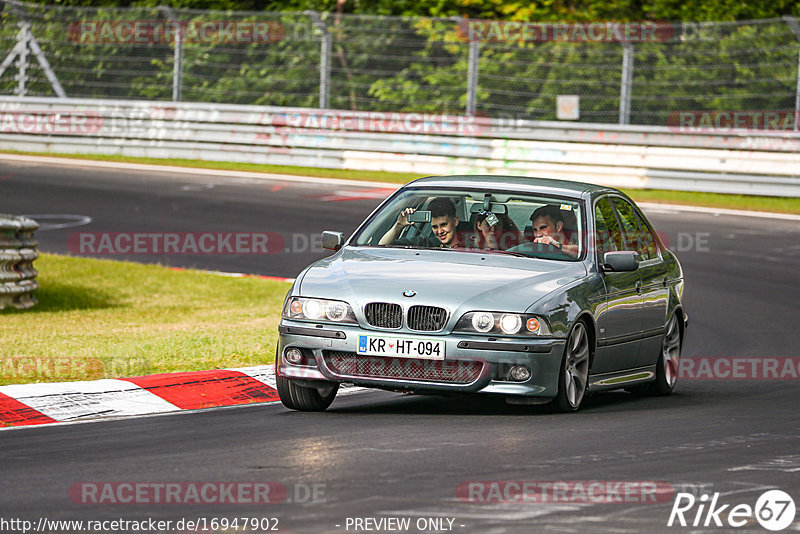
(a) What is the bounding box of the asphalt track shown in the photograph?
[1,157,799,533]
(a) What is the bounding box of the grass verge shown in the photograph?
[0,253,290,386]
[3,150,800,214]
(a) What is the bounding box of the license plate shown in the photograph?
[357,335,445,360]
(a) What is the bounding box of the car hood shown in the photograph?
[298,247,587,314]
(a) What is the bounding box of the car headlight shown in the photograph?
[471,312,494,333]
[455,311,551,336]
[499,314,522,334]
[283,297,357,324]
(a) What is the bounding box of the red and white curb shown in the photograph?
[0,365,361,429]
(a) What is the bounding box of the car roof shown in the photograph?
[405,175,617,198]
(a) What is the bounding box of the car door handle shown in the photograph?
[635,280,642,293]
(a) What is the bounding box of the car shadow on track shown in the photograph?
[325,388,698,416]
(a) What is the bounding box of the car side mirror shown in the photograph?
[602,251,639,272]
[321,231,345,251]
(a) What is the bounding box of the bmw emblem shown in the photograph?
[402,290,417,297]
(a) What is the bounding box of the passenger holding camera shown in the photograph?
[379,197,465,249]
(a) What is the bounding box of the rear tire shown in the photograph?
[276,375,339,411]
[553,321,591,412]
[649,313,681,395]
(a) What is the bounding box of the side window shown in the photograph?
[633,210,659,260]
[594,197,623,255]
[611,198,654,261]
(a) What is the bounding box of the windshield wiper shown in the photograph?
[368,244,430,250]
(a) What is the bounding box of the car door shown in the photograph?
[592,196,644,373]
[610,197,670,368]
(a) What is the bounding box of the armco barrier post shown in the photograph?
[307,11,331,109]
[784,16,800,131]
[15,20,30,97]
[0,214,40,310]
[466,40,479,115]
[619,43,634,125]
[159,6,184,102]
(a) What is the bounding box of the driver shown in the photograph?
[379,197,465,249]
[529,205,578,258]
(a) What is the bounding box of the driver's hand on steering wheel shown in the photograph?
[534,235,562,248]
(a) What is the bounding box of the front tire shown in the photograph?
[276,375,339,411]
[553,321,591,412]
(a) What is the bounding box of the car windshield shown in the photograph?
[352,188,583,261]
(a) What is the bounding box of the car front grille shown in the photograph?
[407,305,448,331]
[363,303,448,330]
[364,302,402,329]
[323,351,483,384]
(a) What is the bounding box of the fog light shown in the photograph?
[284,347,304,365]
[508,365,531,382]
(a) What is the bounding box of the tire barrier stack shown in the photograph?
[0,214,39,310]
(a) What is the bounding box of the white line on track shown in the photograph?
[0,153,399,189]
[638,202,800,221]
[18,214,93,230]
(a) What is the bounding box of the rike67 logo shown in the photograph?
[668,490,796,531]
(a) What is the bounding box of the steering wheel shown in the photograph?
[507,241,571,258]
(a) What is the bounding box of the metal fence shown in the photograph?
[1,0,799,127]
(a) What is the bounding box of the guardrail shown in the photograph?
[0,214,39,310]
[1,96,799,196]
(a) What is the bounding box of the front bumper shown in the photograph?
[276,320,566,398]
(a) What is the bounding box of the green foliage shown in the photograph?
[1,1,798,124]
[22,0,800,19]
